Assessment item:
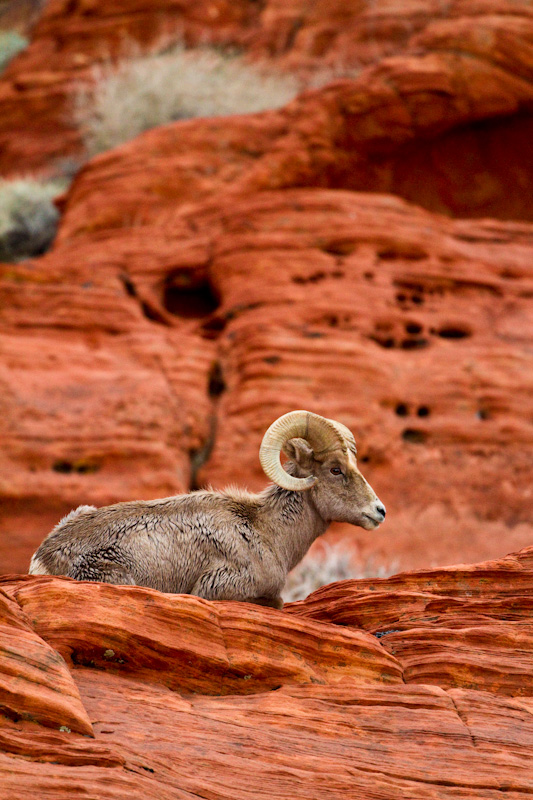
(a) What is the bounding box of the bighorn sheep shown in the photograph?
[29,410,386,608]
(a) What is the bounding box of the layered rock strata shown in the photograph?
[1,545,533,798]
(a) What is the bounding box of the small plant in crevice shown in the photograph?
[0,177,68,262]
[282,540,398,603]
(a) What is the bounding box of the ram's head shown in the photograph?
[260,410,386,531]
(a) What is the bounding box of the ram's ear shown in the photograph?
[282,438,315,474]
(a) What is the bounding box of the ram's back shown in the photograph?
[29,491,264,592]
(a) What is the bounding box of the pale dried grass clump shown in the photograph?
[282,539,398,603]
[0,178,67,261]
[76,44,302,156]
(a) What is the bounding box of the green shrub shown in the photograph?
[0,30,28,73]
[0,178,66,262]
[75,43,302,156]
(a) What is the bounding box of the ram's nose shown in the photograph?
[375,503,386,520]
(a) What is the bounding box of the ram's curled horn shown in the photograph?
[259,410,348,491]
[326,418,357,456]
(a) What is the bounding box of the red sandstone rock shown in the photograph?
[10,576,403,693]
[20,9,525,229]
[289,546,533,695]
[2,188,533,574]
[2,3,533,796]
[0,588,93,735]
[2,549,533,798]
[2,0,533,184]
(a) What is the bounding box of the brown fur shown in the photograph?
[29,439,385,608]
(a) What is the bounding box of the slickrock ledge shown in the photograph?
[287,544,533,697]
[2,547,533,798]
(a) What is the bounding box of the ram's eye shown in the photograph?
[330,467,343,476]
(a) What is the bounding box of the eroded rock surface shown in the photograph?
[2,3,533,797]
[2,188,532,573]
[2,0,533,202]
[2,548,533,798]
[1,4,532,574]
[289,544,533,696]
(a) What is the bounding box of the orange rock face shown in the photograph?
[2,547,533,798]
[2,0,533,205]
[2,187,532,573]
[1,5,532,576]
[3,2,533,796]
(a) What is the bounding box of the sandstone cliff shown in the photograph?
[1,1,533,574]
[1,2,533,795]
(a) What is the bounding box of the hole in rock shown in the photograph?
[120,273,137,297]
[321,241,355,256]
[371,335,395,348]
[405,322,422,335]
[395,403,409,417]
[207,362,226,398]
[500,268,521,280]
[402,429,427,444]
[417,405,430,418]
[437,325,471,340]
[401,338,429,350]
[292,271,326,285]
[378,246,427,261]
[200,316,226,340]
[52,460,100,474]
[141,302,168,325]
[264,355,281,365]
[163,282,218,319]
[53,460,73,474]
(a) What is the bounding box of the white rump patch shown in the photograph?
[28,554,50,575]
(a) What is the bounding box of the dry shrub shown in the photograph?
[76,44,302,156]
[0,178,67,261]
[282,539,398,603]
